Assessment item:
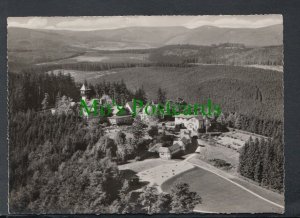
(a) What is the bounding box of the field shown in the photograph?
[161,167,283,213]
[136,160,195,188]
[118,158,179,173]
[38,52,150,66]
[197,141,240,172]
[119,158,195,188]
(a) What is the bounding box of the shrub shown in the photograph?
[210,159,232,170]
[148,126,159,138]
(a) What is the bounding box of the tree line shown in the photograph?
[87,80,147,105]
[9,71,80,113]
[9,71,149,114]
[217,111,284,192]
[239,135,284,192]
[217,112,283,137]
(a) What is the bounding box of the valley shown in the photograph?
[7,18,284,214]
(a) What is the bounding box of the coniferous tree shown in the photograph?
[134,86,147,103]
[41,93,49,110]
[252,138,261,182]
[132,117,145,141]
[157,87,167,104]
[234,113,242,129]
[226,113,236,128]
[216,113,226,125]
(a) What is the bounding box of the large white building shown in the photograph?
[174,115,206,134]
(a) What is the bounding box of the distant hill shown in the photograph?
[7,27,86,69]
[8,24,282,51]
[7,25,283,71]
[148,44,283,66]
[165,25,282,47]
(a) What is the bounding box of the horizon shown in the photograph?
[7,23,282,32]
[7,15,282,31]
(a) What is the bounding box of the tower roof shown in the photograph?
[80,84,90,91]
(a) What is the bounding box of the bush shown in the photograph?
[148,126,159,138]
[158,134,174,143]
[210,159,232,170]
[174,125,181,132]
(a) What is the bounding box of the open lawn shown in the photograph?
[118,158,179,173]
[119,158,195,190]
[161,167,283,213]
[136,160,195,188]
[198,142,240,172]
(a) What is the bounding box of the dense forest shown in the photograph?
[88,80,147,105]
[149,44,283,66]
[9,72,80,113]
[217,112,284,192]
[9,71,149,113]
[217,112,283,138]
[239,135,284,192]
[9,72,203,213]
[90,65,283,121]
[9,111,201,213]
[216,111,284,192]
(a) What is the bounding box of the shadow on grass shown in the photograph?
[120,169,149,191]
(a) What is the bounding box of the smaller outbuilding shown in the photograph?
[158,143,182,160]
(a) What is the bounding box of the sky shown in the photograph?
[7,15,282,31]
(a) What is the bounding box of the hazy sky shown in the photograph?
[8,15,282,31]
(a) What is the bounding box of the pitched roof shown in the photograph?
[168,143,182,154]
[195,146,202,153]
[111,106,131,116]
[175,114,204,120]
[126,101,133,109]
[173,140,184,147]
[149,143,163,152]
[197,139,209,147]
[158,147,170,153]
[159,144,181,154]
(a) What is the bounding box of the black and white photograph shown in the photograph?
[8,15,284,214]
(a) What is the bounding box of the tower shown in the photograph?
[80,84,91,101]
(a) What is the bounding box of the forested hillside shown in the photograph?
[86,65,283,121]
[9,110,201,213]
[149,44,283,66]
